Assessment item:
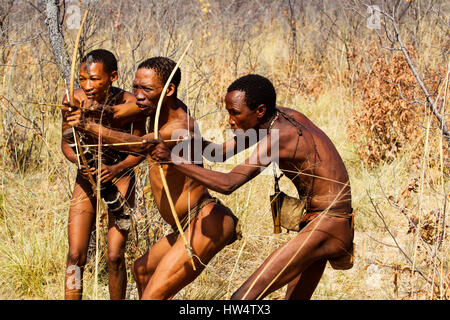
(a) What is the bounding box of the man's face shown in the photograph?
[79,62,116,102]
[225,90,259,132]
[132,68,164,116]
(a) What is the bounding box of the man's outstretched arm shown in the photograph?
[174,159,260,195]
[84,92,142,124]
[64,115,150,155]
[148,136,274,194]
[201,134,260,163]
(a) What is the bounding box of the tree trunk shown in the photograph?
[45,0,72,88]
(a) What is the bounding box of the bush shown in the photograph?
[347,46,443,168]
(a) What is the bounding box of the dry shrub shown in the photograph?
[347,45,444,168]
[389,178,448,247]
[383,176,449,299]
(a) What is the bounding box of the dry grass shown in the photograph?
[0,1,448,300]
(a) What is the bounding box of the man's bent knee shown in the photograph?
[67,251,87,267]
[132,259,152,285]
[106,251,125,271]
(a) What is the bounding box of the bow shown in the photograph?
[67,10,109,299]
[68,10,108,220]
[69,10,87,171]
[154,41,196,270]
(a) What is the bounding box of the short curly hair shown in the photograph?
[227,74,276,115]
[137,57,181,97]
[81,49,118,74]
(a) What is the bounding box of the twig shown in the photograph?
[389,18,450,146]
[367,190,432,285]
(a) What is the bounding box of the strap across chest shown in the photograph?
[271,109,318,204]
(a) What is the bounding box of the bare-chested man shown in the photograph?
[66,57,240,300]
[146,74,354,300]
[61,49,145,300]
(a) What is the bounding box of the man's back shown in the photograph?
[275,107,351,213]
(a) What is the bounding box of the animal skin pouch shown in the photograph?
[271,191,308,233]
[270,168,308,233]
[271,189,355,269]
[280,192,308,232]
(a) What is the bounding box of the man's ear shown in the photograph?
[256,104,267,120]
[110,70,118,83]
[165,83,176,97]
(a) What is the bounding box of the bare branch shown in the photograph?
[390,19,450,146]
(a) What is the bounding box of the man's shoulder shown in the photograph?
[165,118,190,132]
[157,119,189,141]
[275,106,312,144]
[278,106,308,121]
[110,87,136,105]
[275,107,309,132]
[172,100,196,131]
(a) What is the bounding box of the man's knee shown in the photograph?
[106,251,125,270]
[67,250,87,267]
[132,259,152,284]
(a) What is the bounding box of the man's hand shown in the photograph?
[79,164,97,179]
[82,100,113,119]
[66,107,82,127]
[98,164,122,183]
[145,139,172,162]
[82,98,101,112]
[79,163,122,183]
[62,99,78,113]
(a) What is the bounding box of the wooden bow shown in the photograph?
[154,41,196,270]
[67,10,109,299]
[68,10,108,220]
[69,10,88,171]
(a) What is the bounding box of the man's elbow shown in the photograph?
[218,181,238,195]
[111,109,125,121]
[62,128,73,142]
[112,104,141,121]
